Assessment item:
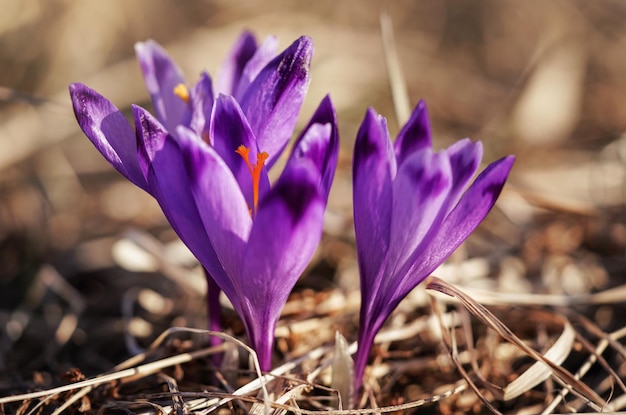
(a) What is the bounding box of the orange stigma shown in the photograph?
[236,145,269,215]
[173,83,190,103]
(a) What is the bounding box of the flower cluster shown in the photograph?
[69,32,514,392]
[70,32,338,371]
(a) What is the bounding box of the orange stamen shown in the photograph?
[236,145,269,215]
[173,83,190,103]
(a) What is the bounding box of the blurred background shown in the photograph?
[0,0,625,408]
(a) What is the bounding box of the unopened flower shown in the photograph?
[352,101,514,390]
[69,33,338,370]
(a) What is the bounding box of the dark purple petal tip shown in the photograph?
[217,31,258,96]
[240,36,314,165]
[354,108,391,168]
[394,99,432,164]
[271,162,322,222]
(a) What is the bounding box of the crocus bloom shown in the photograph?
[352,101,514,390]
[179,95,338,370]
[133,31,307,170]
[69,33,339,370]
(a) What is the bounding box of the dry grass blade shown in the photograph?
[503,317,575,400]
[430,302,503,415]
[425,275,606,410]
[542,325,626,414]
[458,283,626,307]
[379,2,410,126]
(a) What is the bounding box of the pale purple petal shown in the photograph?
[69,83,149,192]
[135,40,188,133]
[240,36,313,167]
[353,109,395,305]
[383,149,453,289]
[233,36,279,100]
[394,100,432,166]
[216,31,257,96]
[286,95,339,200]
[178,126,252,291]
[382,142,486,303]
[391,157,512,310]
[240,161,325,370]
[187,72,214,140]
[419,155,515,273]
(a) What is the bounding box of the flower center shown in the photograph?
[173,83,190,103]
[235,145,269,216]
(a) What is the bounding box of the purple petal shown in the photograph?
[135,40,188,133]
[233,35,279,100]
[354,302,392,393]
[216,31,258,96]
[178,126,252,294]
[133,105,168,181]
[394,100,432,166]
[188,72,214,141]
[355,141,455,388]
[69,83,149,192]
[133,108,236,302]
[286,95,339,201]
[443,139,483,213]
[399,155,515,293]
[352,109,395,306]
[384,140,483,299]
[210,94,269,206]
[240,161,325,370]
[240,36,313,167]
[383,148,453,293]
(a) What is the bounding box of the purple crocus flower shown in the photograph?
[69,33,339,370]
[178,94,338,370]
[133,31,310,169]
[352,101,514,390]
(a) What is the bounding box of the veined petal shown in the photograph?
[353,109,395,305]
[133,109,236,303]
[178,127,252,290]
[210,94,269,206]
[240,161,325,370]
[394,100,432,166]
[384,148,453,292]
[400,155,515,293]
[216,31,258,96]
[188,72,214,141]
[69,83,149,192]
[234,35,279,100]
[286,95,339,201]
[240,36,313,168]
[135,40,187,133]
